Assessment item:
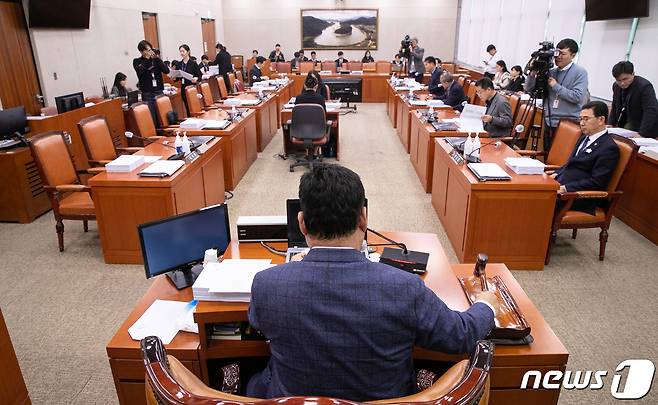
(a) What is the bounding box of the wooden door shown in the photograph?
[201,18,216,59]
[142,12,159,50]
[0,1,43,115]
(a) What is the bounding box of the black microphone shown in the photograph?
[367,227,408,254]
[367,228,429,274]
[124,131,186,160]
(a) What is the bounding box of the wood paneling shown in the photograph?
[0,309,31,405]
[201,18,216,60]
[0,147,50,222]
[142,13,159,50]
[0,2,42,114]
[616,153,658,245]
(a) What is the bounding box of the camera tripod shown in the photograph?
[512,86,550,151]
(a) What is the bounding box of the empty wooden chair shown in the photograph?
[321,61,336,73]
[78,115,141,167]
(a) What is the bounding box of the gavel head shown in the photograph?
[474,253,489,277]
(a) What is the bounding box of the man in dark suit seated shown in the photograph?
[609,61,658,137]
[552,101,620,214]
[424,56,444,98]
[436,72,468,112]
[474,77,513,137]
[294,74,326,111]
[335,51,347,69]
[249,56,266,86]
[246,164,497,401]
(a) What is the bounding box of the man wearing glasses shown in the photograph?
[526,38,589,150]
[551,101,620,214]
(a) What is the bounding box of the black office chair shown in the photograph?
[287,104,332,172]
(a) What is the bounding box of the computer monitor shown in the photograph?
[138,204,231,289]
[55,92,85,114]
[0,106,28,139]
[286,198,367,248]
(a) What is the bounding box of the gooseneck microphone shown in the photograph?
[367,228,430,274]
[367,227,408,254]
[124,131,185,160]
[465,139,501,163]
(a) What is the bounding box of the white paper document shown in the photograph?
[128,300,198,344]
[139,160,184,177]
[630,137,658,147]
[607,127,639,138]
[202,120,230,130]
[457,103,486,133]
[468,163,512,180]
[168,69,194,81]
[192,259,274,302]
[105,155,144,173]
[504,157,546,175]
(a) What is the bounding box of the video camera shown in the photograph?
[525,41,555,98]
[400,35,411,59]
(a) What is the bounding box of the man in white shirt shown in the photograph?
[482,44,498,79]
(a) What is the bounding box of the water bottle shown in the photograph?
[473,134,481,159]
[463,133,473,156]
[174,132,183,154]
[182,132,191,154]
[231,106,237,119]
[428,106,434,119]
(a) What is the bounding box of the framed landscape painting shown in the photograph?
[301,9,378,50]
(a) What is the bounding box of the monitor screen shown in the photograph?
[29,0,91,29]
[286,198,367,247]
[138,204,231,279]
[585,0,649,21]
[0,106,27,139]
[55,92,85,114]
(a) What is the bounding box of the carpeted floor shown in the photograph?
[1,104,656,404]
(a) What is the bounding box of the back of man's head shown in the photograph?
[256,56,266,65]
[556,38,579,54]
[299,164,365,240]
[441,71,454,84]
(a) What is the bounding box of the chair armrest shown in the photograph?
[517,149,545,157]
[54,184,91,193]
[85,167,106,174]
[559,191,609,201]
[116,147,143,153]
[543,164,561,171]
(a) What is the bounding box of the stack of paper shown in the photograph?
[139,160,184,177]
[427,99,445,108]
[642,147,658,160]
[504,157,546,175]
[630,137,658,148]
[128,300,198,344]
[350,70,364,75]
[203,120,230,130]
[251,80,272,87]
[240,99,261,106]
[180,118,206,129]
[326,101,341,111]
[457,104,486,133]
[608,127,639,138]
[409,100,428,106]
[105,155,144,173]
[192,259,275,302]
[319,70,333,75]
[223,98,241,106]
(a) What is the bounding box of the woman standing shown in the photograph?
[177,44,202,113]
[492,60,511,90]
[362,50,374,63]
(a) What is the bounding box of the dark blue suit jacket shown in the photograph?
[247,248,494,401]
[428,68,444,98]
[438,81,467,112]
[555,131,620,214]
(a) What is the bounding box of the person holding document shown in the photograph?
[246,163,497,401]
[176,44,202,114]
[475,77,513,137]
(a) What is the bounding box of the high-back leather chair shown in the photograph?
[363,62,376,72]
[78,115,141,167]
[288,104,332,172]
[299,61,314,73]
[154,95,179,127]
[213,76,229,99]
[501,100,535,149]
[518,120,581,170]
[29,132,97,252]
[141,336,493,405]
[130,102,159,137]
[321,61,336,73]
[276,62,292,74]
[466,81,476,104]
[184,86,205,116]
[228,73,236,92]
[234,80,246,93]
[457,76,466,88]
[547,135,638,263]
[347,61,363,71]
[508,94,520,122]
[235,70,244,83]
[376,62,392,74]
[199,82,220,109]
[325,84,331,101]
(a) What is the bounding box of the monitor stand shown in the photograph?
[166,263,204,290]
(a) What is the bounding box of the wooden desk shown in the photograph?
[107,232,567,405]
[211,93,278,152]
[395,92,436,153]
[386,81,398,127]
[409,110,488,193]
[27,98,126,170]
[431,139,559,270]
[0,146,50,223]
[0,309,31,405]
[616,152,658,245]
[280,108,340,160]
[89,137,225,264]
[175,109,258,190]
[289,73,390,102]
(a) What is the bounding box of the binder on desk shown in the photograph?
[467,163,512,181]
[139,160,184,177]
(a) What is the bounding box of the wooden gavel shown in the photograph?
[473,253,489,291]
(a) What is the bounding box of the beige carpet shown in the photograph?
[1,104,656,404]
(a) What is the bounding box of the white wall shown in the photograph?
[455,0,654,100]
[220,0,458,64]
[26,0,224,106]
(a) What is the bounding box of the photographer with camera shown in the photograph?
[525,38,589,151]
[400,36,425,83]
[133,40,170,121]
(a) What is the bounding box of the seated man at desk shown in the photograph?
[436,72,468,112]
[424,56,444,98]
[294,74,326,111]
[249,56,267,86]
[474,77,513,137]
[247,164,497,401]
[552,101,620,214]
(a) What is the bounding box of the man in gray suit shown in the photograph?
[407,37,425,83]
[247,164,497,401]
[475,77,513,137]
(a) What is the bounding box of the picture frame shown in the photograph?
[301,9,378,50]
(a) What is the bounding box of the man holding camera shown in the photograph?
[526,38,589,151]
[133,40,170,121]
[404,37,425,83]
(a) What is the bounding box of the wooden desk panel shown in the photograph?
[108,232,566,405]
[616,153,658,245]
[431,139,559,269]
[0,309,31,405]
[211,93,278,152]
[394,92,432,153]
[290,73,390,103]
[386,82,397,127]
[280,109,340,160]
[89,138,225,264]
[27,99,125,170]
[274,81,293,128]
[0,147,50,223]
